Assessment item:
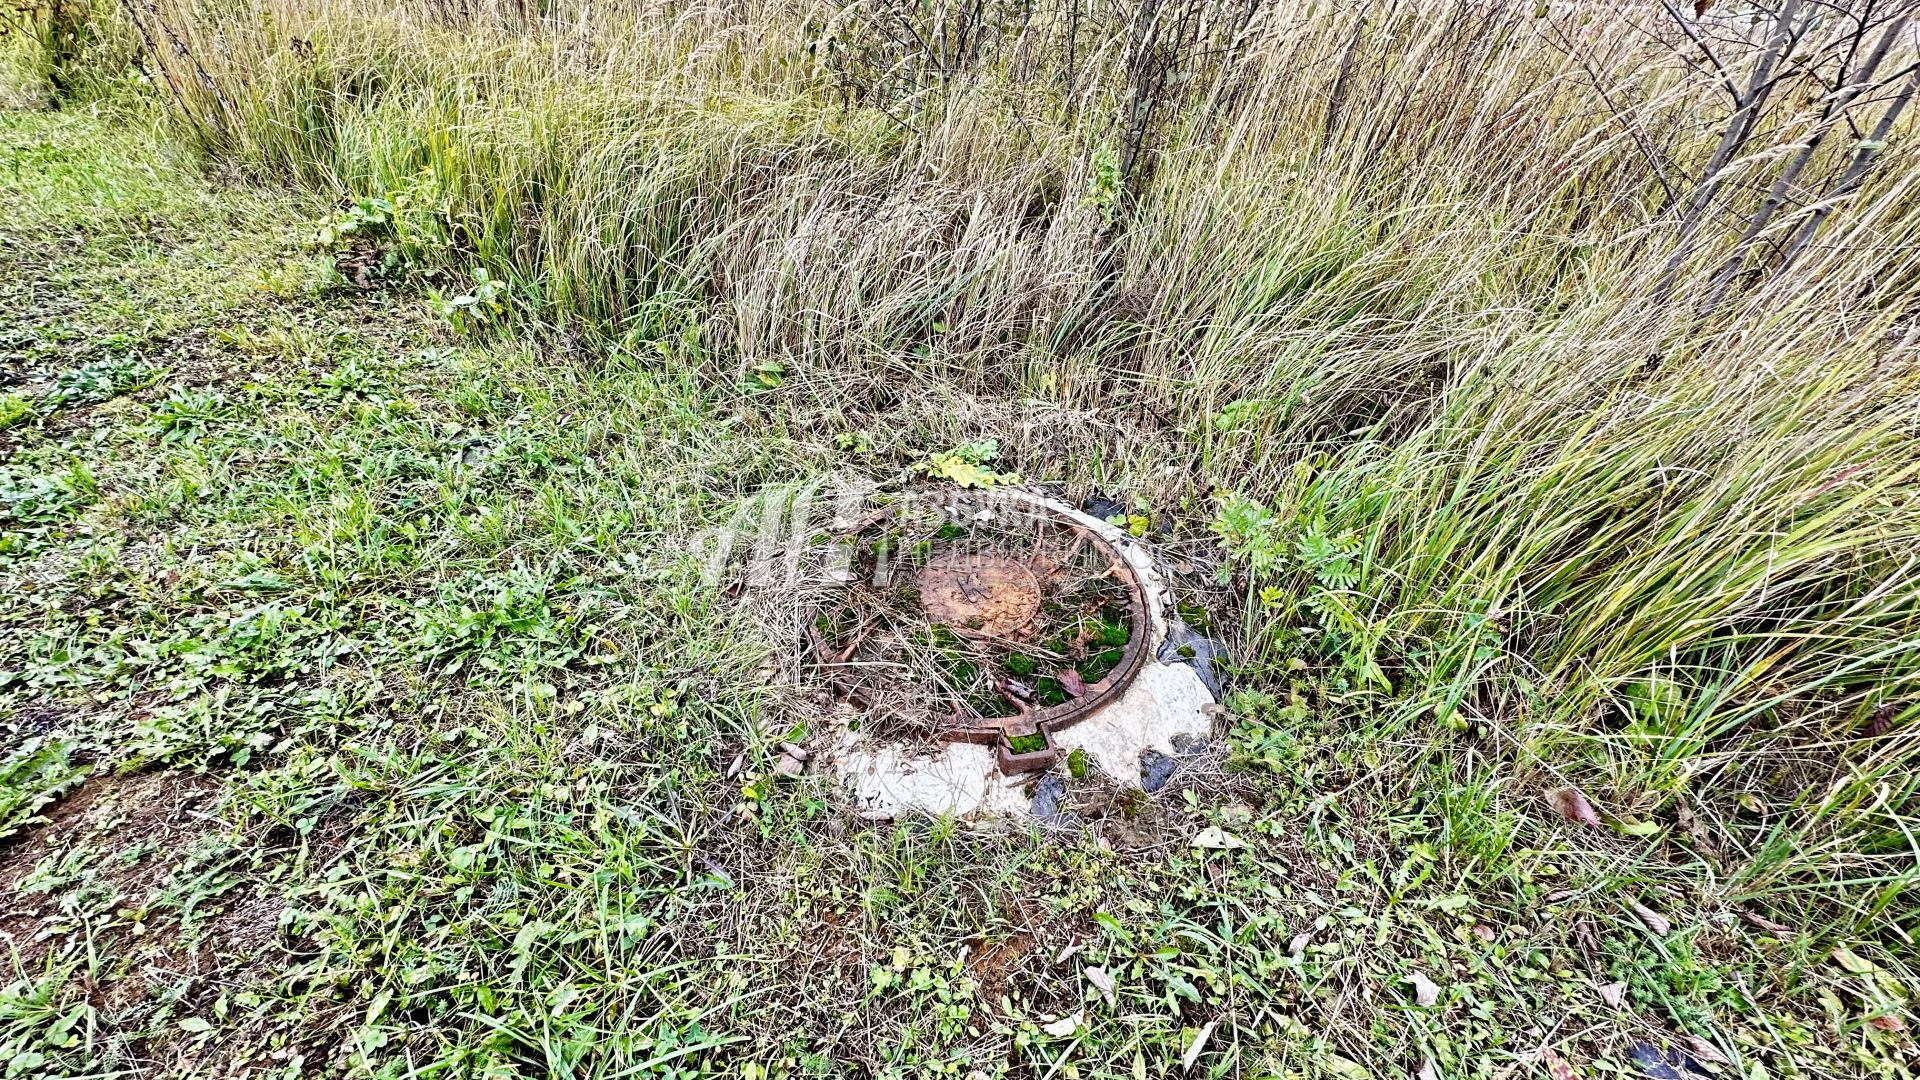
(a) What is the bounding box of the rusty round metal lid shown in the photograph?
[914,552,1042,637]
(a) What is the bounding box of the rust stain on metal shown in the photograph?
[915,552,1042,637]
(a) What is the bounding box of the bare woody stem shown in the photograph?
[1702,17,1908,309]
[1777,66,1920,273]
[1653,0,1805,303]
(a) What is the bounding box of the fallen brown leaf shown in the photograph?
[1407,970,1441,1007]
[1597,981,1627,1009]
[1190,826,1244,850]
[1674,797,1717,855]
[1572,917,1601,960]
[1629,900,1671,937]
[1681,1036,1729,1065]
[1831,946,1876,974]
[1541,1045,1583,1080]
[1740,911,1793,935]
[1056,667,1088,698]
[1868,1013,1907,1032]
[1548,786,1603,828]
[1085,965,1116,1008]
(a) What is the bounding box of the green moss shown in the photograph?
[1006,730,1049,755]
[814,604,858,639]
[0,394,33,430]
[1176,602,1213,631]
[1078,648,1124,682]
[1066,747,1088,779]
[1032,676,1070,707]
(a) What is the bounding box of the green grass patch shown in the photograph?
[1,8,1917,1075]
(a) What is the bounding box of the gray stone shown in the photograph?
[1030,774,1075,826]
[1140,750,1177,793]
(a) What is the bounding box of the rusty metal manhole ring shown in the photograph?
[805,487,1151,773]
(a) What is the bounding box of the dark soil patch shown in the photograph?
[963,927,1037,1009]
[0,768,221,969]
[791,905,869,984]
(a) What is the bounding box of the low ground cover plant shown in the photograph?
[1,1,1916,1076]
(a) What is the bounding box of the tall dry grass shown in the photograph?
[37,0,1920,924]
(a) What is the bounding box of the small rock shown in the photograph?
[1030,774,1074,826]
[1081,494,1126,522]
[1170,732,1209,757]
[778,740,811,762]
[774,752,806,778]
[1140,750,1177,793]
[1626,1042,1707,1079]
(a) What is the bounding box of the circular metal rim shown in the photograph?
[805,488,1153,765]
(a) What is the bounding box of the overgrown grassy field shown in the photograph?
[2,1,1918,1077]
